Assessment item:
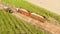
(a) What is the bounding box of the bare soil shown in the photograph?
[0,3,60,34]
[26,0,60,15]
[12,12,60,34]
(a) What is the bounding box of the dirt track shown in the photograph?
[0,3,60,34]
[26,0,60,15]
[12,12,60,34]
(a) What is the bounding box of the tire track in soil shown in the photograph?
[12,12,60,34]
[0,3,60,34]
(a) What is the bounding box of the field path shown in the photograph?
[12,12,60,34]
[26,0,60,15]
[0,3,60,34]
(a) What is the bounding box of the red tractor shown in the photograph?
[16,8,30,16]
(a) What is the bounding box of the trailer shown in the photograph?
[30,13,45,22]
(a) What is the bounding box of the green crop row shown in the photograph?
[0,10,51,34]
[1,0,59,34]
[2,0,60,22]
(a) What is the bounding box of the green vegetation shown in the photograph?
[0,10,50,34]
[0,0,60,34]
[1,0,60,22]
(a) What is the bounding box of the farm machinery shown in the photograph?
[0,5,46,23]
[16,8,46,22]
